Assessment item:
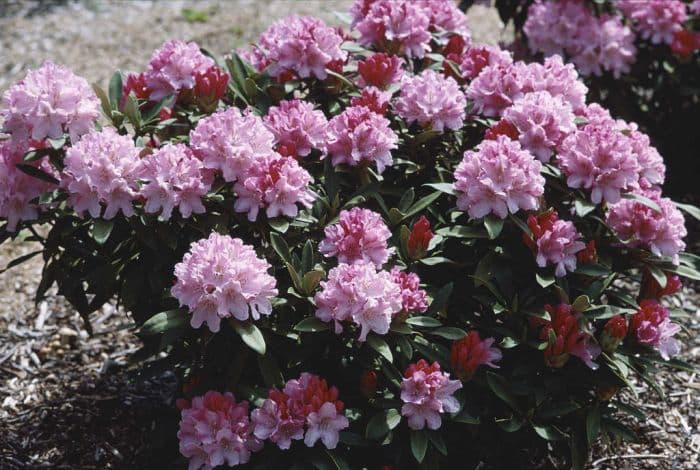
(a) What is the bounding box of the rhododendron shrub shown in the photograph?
[471,0,700,196]
[1,3,698,469]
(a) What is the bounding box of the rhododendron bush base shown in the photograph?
[1,1,698,469]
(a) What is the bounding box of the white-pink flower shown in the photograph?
[189,107,277,183]
[454,136,544,219]
[171,233,278,332]
[400,359,462,430]
[233,153,316,221]
[304,402,349,449]
[314,262,402,341]
[319,207,393,267]
[264,99,328,157]
[62,128,141,219]
[138,143,212,220]
[617,0,687,45]
[526,212,586,277]
[1,61,99,144]
[255,15,347,80]
[326,105,397,174]
[503,91,576,162]
[145,40,216,101]
[393,69,466,132]
[390,267,428,314]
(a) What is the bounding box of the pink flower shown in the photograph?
[503,91,576,162]
[524,212,586,277]
[458,44,513,81]
[629,300,681,359]
[171,233,278,332]
[390,268,428,315]
[393,69,466,132]
[454,136,544,219]
[0,142,57,232]
[356,53,405,88]
[1,61,99,144]
[350,86,392,115]
[233,153,316,221]
[62,128,141,219]
[177,391,261,470]
[450,331,502,381]
[314,262,402,341]
[319,207,393,267]
[264,99,328,158]
[557,117,640,204]
[189,107,277,183]
[428,0,470,36]
[145,40,216,101]
[692,0,700,15]
[622,122,665,189]
[400,360,462,431]
[254,15,347,80]
[352,0,432,58]
[138,144,211,220]
[326,105,397,174]
[606,189,687,264]
[617,0,687,45]
[252,373,348,450]
[533,303,600,369]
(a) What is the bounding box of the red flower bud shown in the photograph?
[596,384,619,401]
[522,211,558,253]
[407,215,433,260]
[640,269,682,300]
[193,65,229,112]
[485,119,519,141]
[671,29,700,59]
[359,370,378,397]
[357,53,404,89]
[121,72,151,109]
[600,314,627,353]
[576,240,598,264]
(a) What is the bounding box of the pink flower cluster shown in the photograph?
[400,359,462,430]
[502,91,576,162]
[314,262,402,341]
[233,153,316,221]
[263,99,328,158]
[606,189,687,263]
[251,373,348,450]
[0,142,56,232]
[252,15,347,80]
[524,212,586,278]
[356,53,404,89]
[533,303,600,369]
[617,0,687,45]
[62,128,141,219]
[144,40,218,101]
[138,144,211,220]
[319,207,393,267]
[189,108,276,183]
[326,105,398,174]
[351,0,468,58]
[629,299,681,359]
[454,136,544,219]
[622,122,666,190]
[350,86,392,115]
[171,233,278,332]
[557,114,640,204]
[450,331,502,381]
[178,391,261,469]
[524,0,636,77]
[467,55,587,117]
[1,62,99,144]
[393,69,467,132]
[452,43,513,81]
[389,268,428,315]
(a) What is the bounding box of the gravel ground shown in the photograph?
[0,2,697,469]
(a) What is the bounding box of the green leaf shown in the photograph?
[367,334,393,362]
[423,182,455,195]
[536,272,556,288]
[269,232,292,263]
[418,256,454,266]
[667,263,700,281]
[123,94,141,128]
[294,317,331,332]
[0,250,43,275]
[325,450,350,470]
[268,217,290,233]
[232,321,266,355]
[301,240,314,273]
[486,372,521,412]
[647,264,667,289]
[15,164,60,185]
[674,201,700,222]
[622,192,661,213]
[574,198,597,217]
[302,270,325,295]
[435,225,488,239]
[428,432,447,456]
[484,215,504,239]
[406,316,442,328]
[366,409,401,439]
[92,83,111,116]
[398,188,416,213]
[410,430,428,463]
[258,353,284,388]
[108,71,123,109]
[402,191,443,221]
[430,327,467,340]
[427,282,453,316]
[91,219,114,245]
[586,404,600,445]
[451,410,480,424]
[571,295,591,313]
[575,264,610,277]
[533,425,567,441]
[140,309,187,336]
